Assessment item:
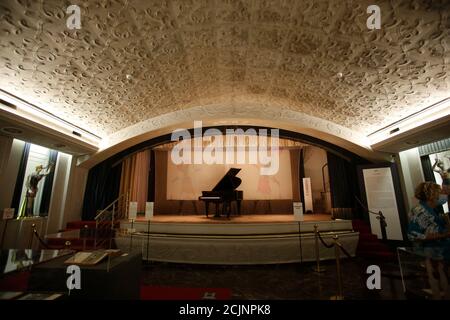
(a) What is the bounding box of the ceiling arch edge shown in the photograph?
[79,103,389,169]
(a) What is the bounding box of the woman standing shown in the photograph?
[408,182,449,243]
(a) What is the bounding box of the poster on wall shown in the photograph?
[128,202,138,220]
[302,178,313,213]
[362,167,403,240]
[145,202,154,221]
[293,202,304,221]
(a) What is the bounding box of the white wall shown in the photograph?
[0,139,24,212]
[46,153,72,234]
[60,158,88,229]
[0,135,13,176]
[398,148,425,213]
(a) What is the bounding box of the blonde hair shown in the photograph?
[414,182,441,202]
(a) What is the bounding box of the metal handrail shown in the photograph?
[94,193,129,221]
[94,192,129,249]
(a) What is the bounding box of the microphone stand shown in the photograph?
[354,196,387,241]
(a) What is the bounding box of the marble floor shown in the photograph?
[141,258,408,300]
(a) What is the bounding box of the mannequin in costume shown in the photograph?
[18,163,54,218]
[433,158,450,200]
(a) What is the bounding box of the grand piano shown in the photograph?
[199,168,243,218]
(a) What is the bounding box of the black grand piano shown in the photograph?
[199,168,243,218]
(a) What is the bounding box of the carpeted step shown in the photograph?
[357,242,391,251]
[0,271,30,292]
[358,233,379,241]
[352,219,395,260]
[66,221,96,230]
[357,250,396,261]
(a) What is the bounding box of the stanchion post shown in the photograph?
[330,234,344,300]
[94,220,98,249]
[29,223,36,249]
[129,219,134,252]
[0,219,9,250]
[82,225,88,251]
[146,219,151,263]
[313,224,325,273]
[110,204,115,250]
[298,221,303,264]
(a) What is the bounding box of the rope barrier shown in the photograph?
[31,227,51,249]
[335,242,353,259]
[314,227,354,300]
[316,231,335,249]
[317,231,353,258]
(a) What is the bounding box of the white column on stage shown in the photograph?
[128,201,137,220]
[302,178,313,212]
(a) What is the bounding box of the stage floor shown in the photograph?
[134,214,332,224]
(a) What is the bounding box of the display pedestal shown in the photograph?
[28,251,141,299]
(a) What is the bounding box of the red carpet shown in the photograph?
[140,286,232,300]
[0,271,30,292]
[352,219,395,261]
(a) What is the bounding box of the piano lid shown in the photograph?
[212,168,242,191]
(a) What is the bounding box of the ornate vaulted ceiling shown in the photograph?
[1,0,449,140]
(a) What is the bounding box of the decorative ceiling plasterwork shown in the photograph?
[1,0,449,146]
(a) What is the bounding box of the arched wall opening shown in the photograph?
[81,125,389,221]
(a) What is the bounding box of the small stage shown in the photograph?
[133,213,332,224]
[116,214,359,265]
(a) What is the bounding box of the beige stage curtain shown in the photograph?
[153,136,307,151]
[119,149,150,214]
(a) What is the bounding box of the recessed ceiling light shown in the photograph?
[1,127,23,135]
[126,74,132,80]
[336,72,343,78]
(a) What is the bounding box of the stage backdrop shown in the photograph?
[166,149,293,200]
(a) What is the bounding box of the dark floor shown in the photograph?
[141,258,408,300]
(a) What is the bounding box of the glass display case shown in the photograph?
[397,246,450,300]
[0,249,73,276]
